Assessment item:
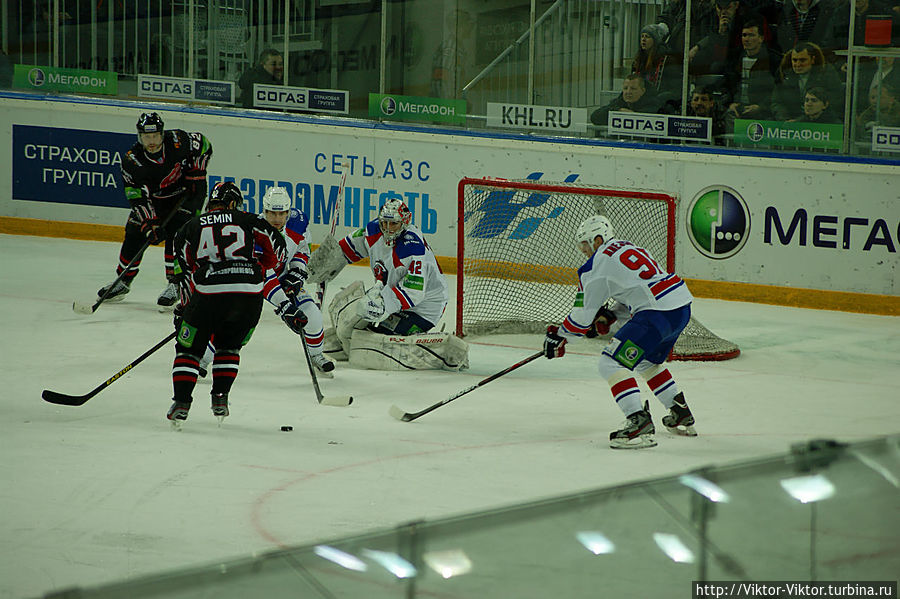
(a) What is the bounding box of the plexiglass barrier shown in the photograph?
[39,434,900,598]
[2,0,900,158]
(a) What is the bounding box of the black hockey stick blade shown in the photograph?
[389,350,543,422]
[297,324,352,407]
[42,331,177,406]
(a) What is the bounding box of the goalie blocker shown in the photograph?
[324,281,469,371]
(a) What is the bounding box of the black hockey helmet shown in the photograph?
[208,181,243,210]
[136,112,164,134]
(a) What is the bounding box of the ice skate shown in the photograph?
[609,409,657,449]
[662,393,697,437]
[98,279,130,302]
[211,392,229,424]
[167,401,190,430]
[157,282,178,307]
[310,352,335,378]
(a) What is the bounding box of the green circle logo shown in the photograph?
[686,186,750,259]
[28,68,46,87]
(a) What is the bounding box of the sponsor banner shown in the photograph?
[486,103,588,132]
[872,126,900,152]
[734,119,843,150]
[607,112,711,142]
[12,125,132,207]
[13,64,117,95]
[253,84,349,113]
[369,93,466,125]
[138,74,235,105]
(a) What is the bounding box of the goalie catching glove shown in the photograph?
[134,203,162,244]
[544,325,567,359]
[275,300,308,334]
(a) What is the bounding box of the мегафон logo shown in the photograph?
[380,96,396,116]
[28,68,46,87]
[687,186,750,259]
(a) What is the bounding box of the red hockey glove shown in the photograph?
[585,307,618,338]
[275,300,308,335]
[543,325,567,359]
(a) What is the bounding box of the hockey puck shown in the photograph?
[280,426,293,432]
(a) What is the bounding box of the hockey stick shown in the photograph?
[74,195,190,315]
[298,327,353,407]
[316,162,349,308]
[42,331,177,406]
[389,350,544,422]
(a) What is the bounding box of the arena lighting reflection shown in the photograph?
[652,533,695,563]
[361,549,417,578]
[575,531,616,555]
[313,545,368,572]
[779,474,836,504]
[678,474,731,503]
[423,549,473,579]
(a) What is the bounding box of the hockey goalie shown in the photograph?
[307,198,469,371]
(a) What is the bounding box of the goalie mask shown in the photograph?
[575,215,614,256]
[208,181,243,211]
[378,199,412,246]
[262,187,292,230]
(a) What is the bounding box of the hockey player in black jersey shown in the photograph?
[96,112,213,307]
[167,182,298,427]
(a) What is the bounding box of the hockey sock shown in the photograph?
[172,352,200,403]
[116,252,141,284]
[639,363,680,409]
[211,350,240,395]
[607,370,643,416]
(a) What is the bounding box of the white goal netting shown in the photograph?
[456,177,740,361]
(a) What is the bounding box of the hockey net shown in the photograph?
[456,177,740,361]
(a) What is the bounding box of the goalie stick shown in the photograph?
[42,331,177,406]
[298,327,353,407]
[316,162,349,308]
[389,350,543,422]
[73,195,189,315]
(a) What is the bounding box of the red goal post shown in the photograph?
[455,177,740,361]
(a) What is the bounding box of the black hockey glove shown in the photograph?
[134,203,162,244]
[281,267,308,297]
[585,306,618,338]
[543,325,567,359]
[173,303,184,331]
[275,300,308,335]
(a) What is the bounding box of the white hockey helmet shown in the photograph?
[378,198,412,246]
[262,186,292,213]
[575,215,614,252]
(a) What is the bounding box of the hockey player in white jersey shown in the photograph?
[310,198,467,370]
[260,187,335,376]
[543,215,697,449]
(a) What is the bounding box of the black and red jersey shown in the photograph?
[175,209,286,296]
[122,129,212,215]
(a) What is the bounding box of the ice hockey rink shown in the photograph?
[1,232,898,599]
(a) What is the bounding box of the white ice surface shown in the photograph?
[1,233,898,598]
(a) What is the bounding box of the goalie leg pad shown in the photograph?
[328,280,365,329]
[307,234,348,285]
[322,327,348,361]
[348,330,470,371]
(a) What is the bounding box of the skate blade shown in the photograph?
[609,434,657,449]
[216,415,226,426]
[666,424,698,437]
[170,419,184,431]
[315,369,335,379]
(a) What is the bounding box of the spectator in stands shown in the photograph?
[776,0,840,59]
[689,0,777,77]
[770,42,844,121]
[688,86,730,140]
[237,49,284,109]
[632,23,682,105]
[856,80,900,137]
[725,17,781,120]
[656,0,716,62]
[590,74,666,130]
[788,86,843,122]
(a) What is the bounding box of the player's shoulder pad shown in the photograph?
[364,219,381,237]
[577,254,596,279]
[285,209,309,236]
[393,230,427,260]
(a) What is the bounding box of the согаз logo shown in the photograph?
[687,186,750,259]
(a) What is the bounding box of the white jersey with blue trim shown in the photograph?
[560,238,692,338]
[260,209,311,307]
[338,220,448,325]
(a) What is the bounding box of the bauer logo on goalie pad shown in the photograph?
[350,330,469,371]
